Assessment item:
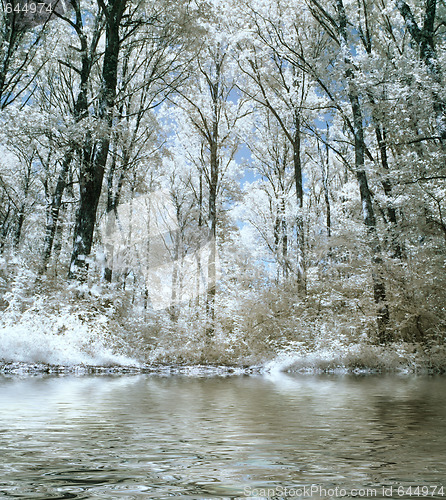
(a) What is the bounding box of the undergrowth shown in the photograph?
[0,256,445,372]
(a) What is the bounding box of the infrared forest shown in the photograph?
[0,0,445,371]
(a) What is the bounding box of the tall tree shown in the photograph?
[169,35,248,331]
[305,0,390,341]
[69,0,127,279]
[237,13,310,290]
[396,0,446,140]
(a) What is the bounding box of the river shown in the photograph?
[0,373,445,499]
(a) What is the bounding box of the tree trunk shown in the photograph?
[13,166,31,249]
[69,147,104,278]
[336,0,390,342]
[206,131,218,332]
[396,0,446,140]
[0,12,19,108]
[13,204,25,249]
[0,203,11,253]
[321,134,331,239]
[170,204,182,322]
[40,154,72,273]
[52,202,66,276]
[293,113,306,291]
[195,168,203,310]
[374,124,403,258]
[69,0,126,279]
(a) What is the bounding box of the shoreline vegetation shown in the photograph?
[1,272,445,375]
[1,352,445,376]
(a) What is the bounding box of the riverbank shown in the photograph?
[1,277,445,374]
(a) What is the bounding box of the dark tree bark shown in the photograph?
[206,105,218,330]
[320,131,331,239]
[274,193,288,280]
[103,147,126,283]
[293,112,305,289]
[334,0,391,342]
[0,0,62,110]
[39,153,72,273]
[13,204,25,248]
[69,0,127,279]
[357,17,404,259]
[396,0,446,140]
[373,123,404,259]
[0,8,22,108]
[194,166,203,307]
[13,160,32,249]
[0,200,12,253]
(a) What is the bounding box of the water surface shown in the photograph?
[0,373,445,499]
